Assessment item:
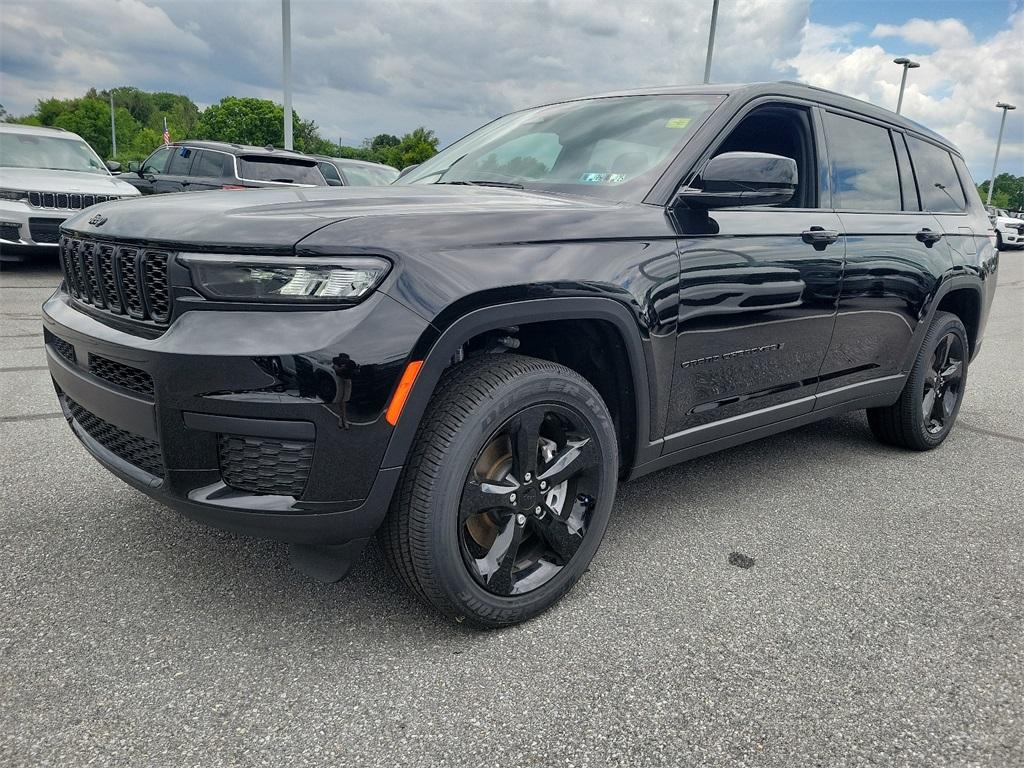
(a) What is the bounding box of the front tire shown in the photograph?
[867,311,968,450]
[379,354,618,628]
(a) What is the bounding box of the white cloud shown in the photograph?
[0,0,1019,182]
[788,11,1024,180]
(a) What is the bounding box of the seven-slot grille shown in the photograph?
[29,192,120,210]
[59,235,173,325]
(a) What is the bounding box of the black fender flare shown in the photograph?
[379,297,659,471]
[900,272,984,373]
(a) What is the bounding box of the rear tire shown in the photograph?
[379,354,618,628]
[867,311,968,450]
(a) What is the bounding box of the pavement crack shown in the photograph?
[0,412,64,424]
[958,422,1024,445]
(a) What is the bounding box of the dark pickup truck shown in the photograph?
[43,82,997,627]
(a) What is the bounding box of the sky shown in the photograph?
[1,0,1022,181]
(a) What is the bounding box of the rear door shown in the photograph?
[153,145,194,194]
[184,149,229,192]
[817,110,954,400]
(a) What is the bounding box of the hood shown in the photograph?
[0,167,140,196]
[60,184,620,250]
[998,215,1024,226]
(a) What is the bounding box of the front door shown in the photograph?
[663,102,845,450]
[153,145,195,194]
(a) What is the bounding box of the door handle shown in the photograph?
[916,228,943,246]
[801,226,840,250]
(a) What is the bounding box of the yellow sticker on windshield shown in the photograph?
[665,117,691,128]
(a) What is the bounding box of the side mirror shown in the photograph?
[326,177,343,187]
[395,163,419,181]
[676,152,797,209]
[127,160,141,173]
[105,160,122,173]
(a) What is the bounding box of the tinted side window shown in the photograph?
[142,146,171,174]
[192,150,226,178]
[825,112,901,211]
[167,146,194,175]
[908,136,967,213]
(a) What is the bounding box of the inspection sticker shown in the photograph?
[665,117,691,128]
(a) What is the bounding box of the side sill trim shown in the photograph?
[644,374,905,477]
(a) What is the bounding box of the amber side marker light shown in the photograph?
[386,360,424,426]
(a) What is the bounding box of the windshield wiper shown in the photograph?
[436,180,524,189]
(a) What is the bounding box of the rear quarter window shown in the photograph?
[906,136,966,213]
[237,157,325,185]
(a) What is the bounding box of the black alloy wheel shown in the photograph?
[867,311,969,450]
[459,404,603,596]
[921,332,964,435]
[379,354,618,628]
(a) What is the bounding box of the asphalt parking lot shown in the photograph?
[2,254,1022,768]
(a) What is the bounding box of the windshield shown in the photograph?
[0,132,109,175]
[401,94,723,200]
[343,164,400,186]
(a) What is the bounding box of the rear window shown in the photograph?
[825,112,901,211]
[906,136,966,213]
[192,150,227,178]
[237,156,326,185]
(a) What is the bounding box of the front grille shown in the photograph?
[88,354,155,399]
[29,218,65,244]
[59,235,173,327]
[29,192,120,210]
[47,332,76,364]
[64,396,165,478]
[218,434,314,497]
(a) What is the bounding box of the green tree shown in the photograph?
[379,127,439,169]
[199,96,297,147]
[978,173,1024,211]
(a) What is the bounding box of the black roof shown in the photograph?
[572,81,956,153]
[169,140,317,161]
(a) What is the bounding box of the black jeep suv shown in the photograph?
[43,83,997,627]
[121,141,327,194]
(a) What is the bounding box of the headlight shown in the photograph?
[0,189,28,202]
[179,254,391,304]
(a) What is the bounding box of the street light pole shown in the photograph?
[109,90,117,158]
[987,101,1017,206]
[282,0,293,150]
[703,0,720,85]
[893,57,920,115]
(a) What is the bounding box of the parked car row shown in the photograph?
[120,141,399,195]
[1,126,398,259]
[986,205,1024,249]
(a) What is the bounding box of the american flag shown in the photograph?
[162,117,170,145]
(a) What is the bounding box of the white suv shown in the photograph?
[987,206,1024,250]
[0,124,141,259]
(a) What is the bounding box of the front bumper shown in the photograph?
[42,288,430,545]
[0,201,65,249]
[999,228,1022,245]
